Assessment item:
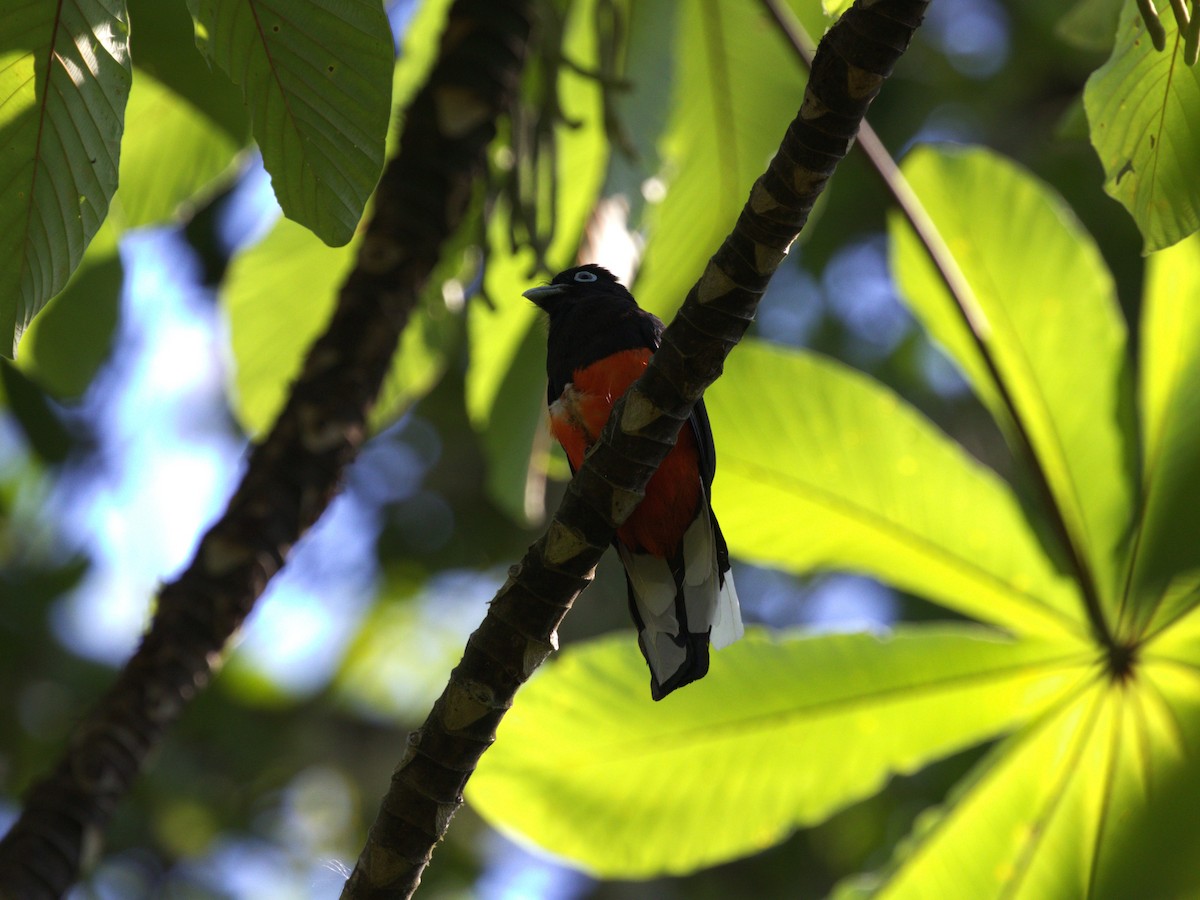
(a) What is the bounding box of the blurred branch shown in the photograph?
[762,0,1117,659]
[341,2,930,896]
[0,1,535,896]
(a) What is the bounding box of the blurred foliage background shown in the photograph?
[0,0,1187,896]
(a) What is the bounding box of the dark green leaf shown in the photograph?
[185,0,393,246]
[0,0,131,356]
[1084,0,1200,252]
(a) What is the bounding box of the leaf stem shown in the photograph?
[757,0,1118,658]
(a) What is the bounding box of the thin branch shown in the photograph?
[0,2,536,896]
[341,2,932,896]
[759,0,1117,658]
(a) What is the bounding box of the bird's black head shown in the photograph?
[522,264,635,312]
[524,264,661,399]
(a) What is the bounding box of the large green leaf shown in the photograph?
[0,0,131,357]
[222,2,457,436]
[706,340,1086,640]
[185,0,392,246]
[1124,233,1200,637]
[631,0,821,317]
[468,627,1089,878]
[890,145,1135,619]
[108,68,243,229]
[1084,0,1200,252]
[842,631,1200,899]
[466,0,611,523]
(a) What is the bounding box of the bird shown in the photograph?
[524,264,743,700]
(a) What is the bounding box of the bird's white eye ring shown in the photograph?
[574,270,598,283]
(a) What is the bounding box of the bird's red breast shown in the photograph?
[548,348,701,559]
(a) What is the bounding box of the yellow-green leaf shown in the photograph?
[469,627,1089,878]
[707,340,1086,640]
[222,215,456,437]
[632,0,816,318]
[109,68,242,230]
[849,642,1200,899]
[891,145,1135,620]
[1124,233,1200,636]
[14,221,121,400]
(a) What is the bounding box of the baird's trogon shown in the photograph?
[525,264,743,700]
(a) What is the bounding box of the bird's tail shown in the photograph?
[618,501,742,700]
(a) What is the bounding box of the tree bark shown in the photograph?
[341,2,931,897]
[0,1,535,896]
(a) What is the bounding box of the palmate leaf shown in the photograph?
[707,340,1086,640]
[468,627,1090,878]
[890,146,1136,620]
[0,0,131,357]
[1123,232,1200,636]
[185,0,392,247]
[1084,0,1200,253]
[840,617,1200,898]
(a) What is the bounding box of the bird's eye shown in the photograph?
[574,271,598,283]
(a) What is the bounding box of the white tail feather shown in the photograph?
[617,482,743,696]
[710,570,742,649]
[681,503,743,649]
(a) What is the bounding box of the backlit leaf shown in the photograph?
[109,68,243,229]
[846,643,1200,898]
[632,0,816,318]
[14,221,121,400]
[223,214,457,438]
[469,627,1089,877]
[891,145,1135,620]
[1124,233,1200,636]
[707,340,1086,640]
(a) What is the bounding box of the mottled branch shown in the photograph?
[0,1,534,896]
[341,2,930,897]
